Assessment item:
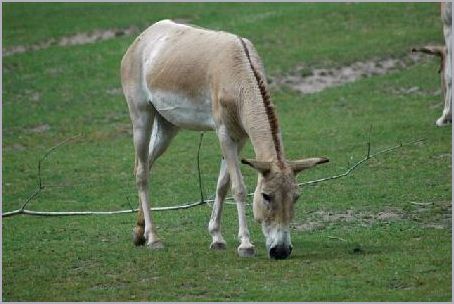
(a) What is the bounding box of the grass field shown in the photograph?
[2,2,452,302]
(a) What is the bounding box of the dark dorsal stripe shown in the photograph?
[238,37,283,166]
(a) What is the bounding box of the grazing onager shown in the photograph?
[439,2,452,126]
[412,2,452,126]
[121,20,328,259]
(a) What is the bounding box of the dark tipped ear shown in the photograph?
[289,157,329,174]
[241,159,271,175]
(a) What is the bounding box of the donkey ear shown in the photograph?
[241,159,271,175]
[289,157,329,174]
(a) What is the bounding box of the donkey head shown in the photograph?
[242,157,328,259]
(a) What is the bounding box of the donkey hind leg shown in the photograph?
[131,103,164,249]
[216,126,255,257]
[147,112,179,170]
[133,112,179,247]
[437,26,452,126]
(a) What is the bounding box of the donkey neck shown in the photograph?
[238,81,285,164]
[235,37,285,165]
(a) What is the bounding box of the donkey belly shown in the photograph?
[148,89,216,131]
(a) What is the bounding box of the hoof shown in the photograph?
[132,227,145,246]
[238,246,256,257]
[436,117,452,127]
[147,240,164,250]
[210,241,227,250]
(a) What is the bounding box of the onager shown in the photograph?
[121,20,328,259]
[412,2,452,126]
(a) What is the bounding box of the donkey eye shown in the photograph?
[262,193,272,202]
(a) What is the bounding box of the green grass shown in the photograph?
[2,2,451,302]
[3,2,442,73]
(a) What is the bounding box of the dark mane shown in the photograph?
[239,38,283,165]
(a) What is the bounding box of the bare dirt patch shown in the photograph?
[28,124,50,133]
[3,26,139,57]
[29,92,40,102]
[430,152,451,159]
[9,143,26,152]
[271,53,428,94]
[292,208,403,232]
[292,202,451,232]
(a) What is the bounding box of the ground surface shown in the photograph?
[2,2,452,302]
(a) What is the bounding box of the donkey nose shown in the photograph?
[269,245,292,260]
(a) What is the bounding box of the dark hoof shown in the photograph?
[238,246,256,257]
[132,227,145,246]
[210,241,227,250]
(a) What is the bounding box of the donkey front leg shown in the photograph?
[209,140,246,249]
[216,126,255,257]
[208,158,230,250]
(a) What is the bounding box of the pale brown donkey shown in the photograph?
[121,20,328,259]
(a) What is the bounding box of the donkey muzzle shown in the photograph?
[269,244,293,260]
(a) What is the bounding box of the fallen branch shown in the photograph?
[327,236,347,242]
[2,137,424,217]
[2,200,211,217]
[196,132,206,204]
[410,202,433,206]
[298,138,424,187]
[3,135,81,218]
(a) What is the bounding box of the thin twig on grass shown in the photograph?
[37,134,82,189]
[2,200,212,217]
[197,132,205,204]
[327,236,348,242]
[410,202,433,206]
[2,136,424,217]
[298,138,424,187]
[3,135,81,218]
